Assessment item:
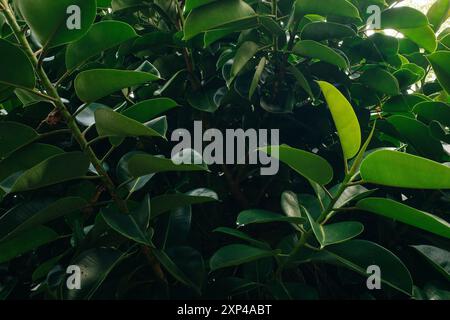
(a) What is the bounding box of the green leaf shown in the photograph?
[75,69,159,102]
[61,248,127,299]
[185,0,217,11]
[117,151,154,193]
[0,122,38,159]
[152,248,201,293]
[324,240,413,295]
[414,101,450,127]
[399,26,437,53]
[381,7,429,29]
[412,245,450,280]
[293,40,348,69]
[259,145,333,185]
[380,7,437,52]
[359,67,400,96]
[66,21,137,71]
[150,189,218,219]
[427,51,450,94]
[183,0,256,40]
[360,149,450,189]
[249,57,266,99]
[304,208,363,248]
[317,81,361,159]
[17,0,97,48]
[95,108,164,139]
[301,22,356,41]
[0,197,87,241]
[357,198,450,239]
[294,0,360,20]
[101,195,152,245]
[288,65,314,100]
[210,244,276,271]
[126,151,207,178]
[75,103,109,127]
[237,209,306,227]
[427,0,450,31]
[0,143,63,183]
[387,115,444,161]
[0,226,58,264]
[122,98,178,122]
[213,227,269,249]
[0,152,90,193]
[229,41,259,85]
[0,39,35,89]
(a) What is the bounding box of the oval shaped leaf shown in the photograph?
[66,21,137,70]
[317,81,361,159]
[210,244,276,271]
[357,198,450,239]
[17,0,97,48]
[75,69,159,102]
[360,150,450,189]
[0,39,35,89]
[237,209,306,227]
[259,145,333,185]
[183,0,255,40]
[293,40,349,69]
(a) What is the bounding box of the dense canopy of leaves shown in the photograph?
[0,0,449,300]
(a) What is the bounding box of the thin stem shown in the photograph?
[1,0,128,213]
[101,145,117,163]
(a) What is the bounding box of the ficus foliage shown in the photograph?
[0,0,449,300]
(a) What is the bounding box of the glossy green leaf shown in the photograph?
[249,57,266,99]
[0,143,63,182]
[0,39,35,89]
[414,101,450,127]
[101,195,151,245]
[122,98,178,122]
[0,197,87,241]
[183,0,255,40]
[75,69,159,102]
[259,144,333,185]
[317,81,361,159]
[126,151,207,178]
[359,67,400,96]
[324,240,413,295]
[17,0,97,48]
[229,41,259,84]
[293,40,348,69]
[150,189,218,219]
[0,122,38,159]
[301,22,356,41]
[294,0,360,20]
[185,0,216,11]
[152,248,201,292]
[303,204,363,247]
[237,209,306,227]
[0,152,90,193]
[427,51,450,94]
[213,227,269,249]
[399,26,437,53]
[66,21,137,70]
[75,103,109,127]
[289,65,314,100]
[0,226,58,264]
[357,198,450,239]
[117,151,154,193]
[95,108,164,139]
[62,248,127,299]
[381,7,429,29]
[427,0,450,31]
[412,245,450,280]
[387,115,444,160]
[360,149,450,189]
[210,244,276,271]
